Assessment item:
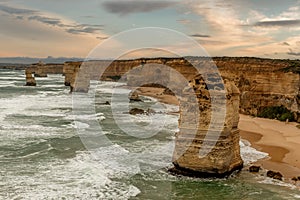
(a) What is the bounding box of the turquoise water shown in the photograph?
[1,69,300,199]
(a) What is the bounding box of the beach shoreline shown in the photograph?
[239,115,300,181]
[134,86,300,184]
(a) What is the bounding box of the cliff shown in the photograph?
[25,57,300,122]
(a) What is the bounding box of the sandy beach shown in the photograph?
[135,86,300,182]
[239,115,300,180]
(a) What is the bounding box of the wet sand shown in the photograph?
[239,115,300,180]
[136,87,179,106]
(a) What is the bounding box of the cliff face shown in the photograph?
[214,58,300,122]
[26,57,300,121]
[115,57,300,122]
[25,57,300,122]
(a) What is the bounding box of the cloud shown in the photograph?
[28,15,62,26]
[96,36,109,40]
[102,0,177,15]
[281,42,290,46]
[28,15,103,34]
[190,34,210,38]
[0,4,104,35]
[81,15,96,18]
[288,49,300,56]
[67,26,103,34]
[0,12,101,57]
[0,4,36,15]
[0,3,109,57]
[176,19,191,24]
[254,19,300,27]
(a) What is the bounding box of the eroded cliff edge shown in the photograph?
[216,57,300,122]
[25,57,300,122]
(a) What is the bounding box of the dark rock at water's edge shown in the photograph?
[25,82,36,86]
[267,170,283,181]
[97,101,110,106]
[129,108,145,115]
[129,108,156,115]
[129,91,142,102]
[168,163,243,179]
[249,165,261,173]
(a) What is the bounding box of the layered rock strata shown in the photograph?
[172,74,243,177]
[25,57,300,121]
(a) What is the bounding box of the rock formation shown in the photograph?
[215,57,300,122]
[100,57,299,121]
[172,75,243,177]
[25,62,64,86]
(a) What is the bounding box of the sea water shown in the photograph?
[1,69,300,199]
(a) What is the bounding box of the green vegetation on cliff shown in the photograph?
[258,106,295,122]
[283,60,300,74]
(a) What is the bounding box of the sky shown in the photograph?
[0,0,300,59]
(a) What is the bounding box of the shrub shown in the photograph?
[258,106,295,122]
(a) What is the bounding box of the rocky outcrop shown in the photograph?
[267,170,283,181]
[129,108,145,115]
[172,75,243,177]
[249,165,261,173]
[25,62,64,86]
[129,91,142,102]
[63,62,83,92]
[25,66,36,86]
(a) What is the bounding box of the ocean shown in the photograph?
[1,69,300,199]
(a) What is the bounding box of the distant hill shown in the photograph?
[0,56,83,64]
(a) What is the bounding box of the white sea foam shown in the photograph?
[0,150,141,199]
[258,177,297,190]
[66,113,106,121]
[240,139,268,165]
[74,121,90,129]
[0,76,25,80]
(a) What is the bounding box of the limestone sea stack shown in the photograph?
[172,75,243,177]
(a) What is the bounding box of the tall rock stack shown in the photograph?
[63,62,82,87]
[172,74,243,177]
[63,62,90,93]
[25,67,36,86]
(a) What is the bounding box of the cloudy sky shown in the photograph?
[0,0,300,59]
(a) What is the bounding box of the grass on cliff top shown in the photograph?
[283,60,300,74]
[258,106,295,122]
